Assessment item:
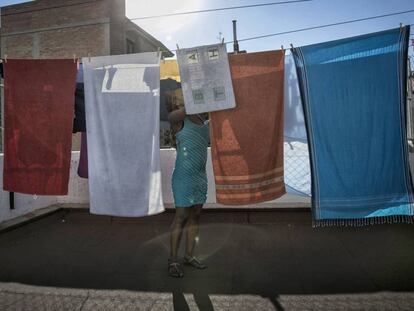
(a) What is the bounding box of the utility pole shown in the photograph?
[232,20,239,54]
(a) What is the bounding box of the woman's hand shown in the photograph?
[168,107,186,125]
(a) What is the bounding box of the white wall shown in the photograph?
[0,150,214,223]
[56,149,218,205]
[0,149,311,224]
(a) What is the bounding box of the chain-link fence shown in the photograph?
[284,140,311,196]
[407,57,414,149]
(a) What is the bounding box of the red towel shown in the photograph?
[210,51,286,205]
[3,59,77,195]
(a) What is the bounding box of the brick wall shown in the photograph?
[1,34,33,58]
[38,25,109,58]
[0,0,112,58]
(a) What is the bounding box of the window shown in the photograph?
[208,48,219,60]
[192,89,204,105]
[186,51,199,64]
[126,39,135,54]
[213,86,226,101]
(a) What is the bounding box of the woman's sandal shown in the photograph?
[184,255,207,270]
[168,260,184,278]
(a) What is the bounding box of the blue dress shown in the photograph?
[172,118,209,207]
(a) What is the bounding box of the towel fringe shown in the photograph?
[312,215,414,228]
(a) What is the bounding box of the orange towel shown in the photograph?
[210,51,286,205]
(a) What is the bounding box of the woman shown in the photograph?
[166,89,209,278]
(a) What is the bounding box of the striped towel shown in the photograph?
[292,26,414,226]
[210,51,286,205]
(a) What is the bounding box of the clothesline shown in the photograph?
[129,0,313,21]
[2,23,413,63]
[0,0,312,18]
[0,0,102,17]
[1,26,413,226]
[1,7,413,52]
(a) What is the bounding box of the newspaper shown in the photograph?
[177,44,236,114]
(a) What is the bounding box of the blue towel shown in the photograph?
[292,27,414,226]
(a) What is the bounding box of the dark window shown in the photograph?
[126,39,135,54]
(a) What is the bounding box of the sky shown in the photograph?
[1,0,413,56]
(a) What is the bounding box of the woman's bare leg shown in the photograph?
[170,207,190,261]
[185,204,203,257]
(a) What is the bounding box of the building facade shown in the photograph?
[0,0,173,151]
[0,0,172,58]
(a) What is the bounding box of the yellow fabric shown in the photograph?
[160,60,181,82]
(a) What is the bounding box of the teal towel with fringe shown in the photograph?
[292,26,414,226]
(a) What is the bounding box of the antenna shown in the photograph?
[217,32,223,43]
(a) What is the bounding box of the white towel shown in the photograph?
[177,44,236,114]
[83,53,164,217]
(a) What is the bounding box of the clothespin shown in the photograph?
[4,54,7,63]
[281,45,284,52]
[290,43,294,50]
[160,49,165,62]
[221,37,225,45]
[176,44,180,51]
